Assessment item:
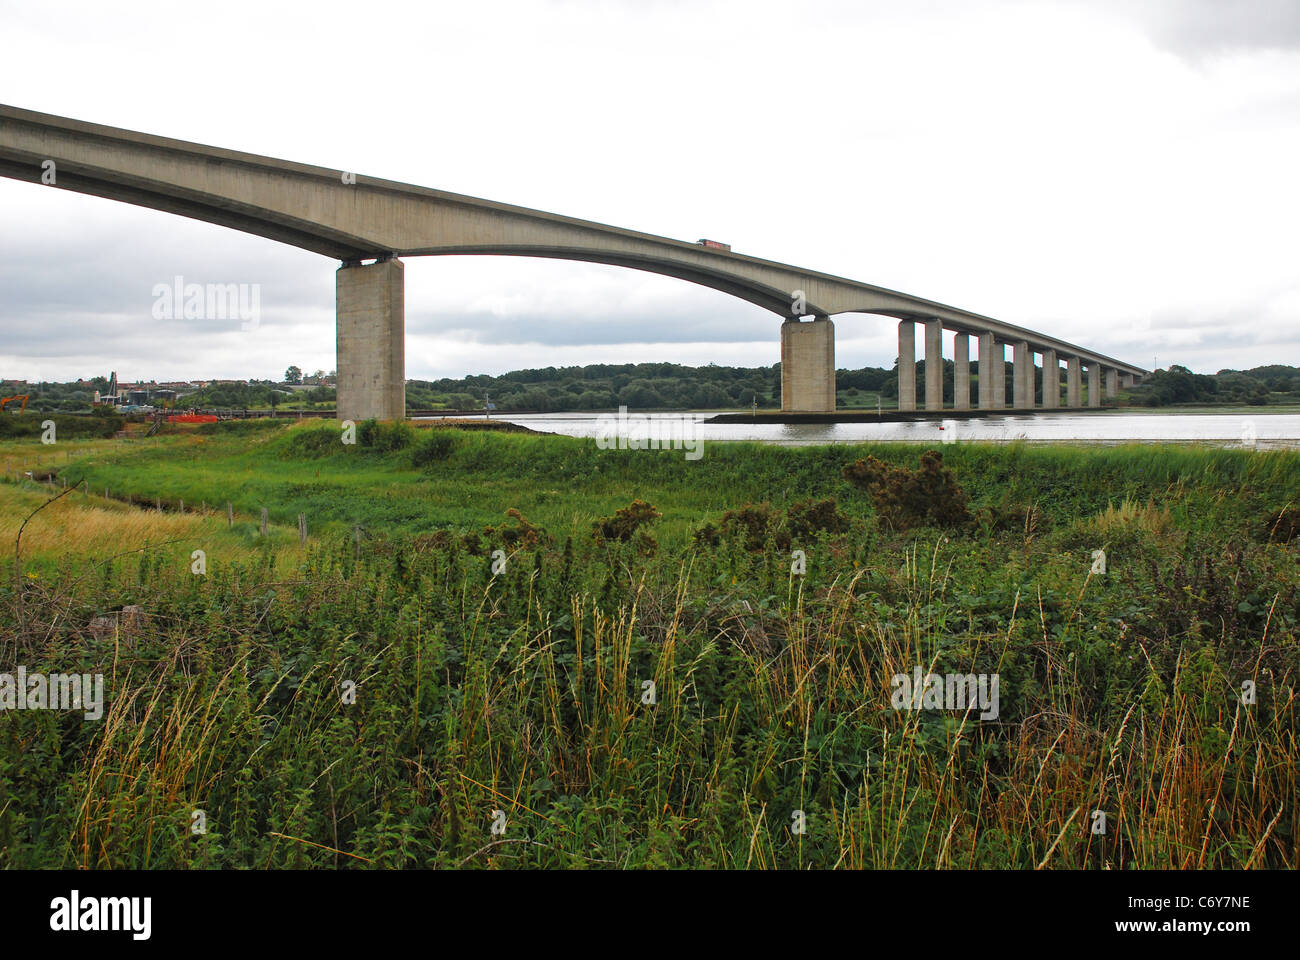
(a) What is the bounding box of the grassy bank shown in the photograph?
[0,423,1295,868]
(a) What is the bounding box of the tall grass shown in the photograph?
[0,431,1294,868]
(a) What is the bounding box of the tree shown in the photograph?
[284,365,302,384]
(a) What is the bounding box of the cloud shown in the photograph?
[1097,0,1300,56]
[1,0,1297,381]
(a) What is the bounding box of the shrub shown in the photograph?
[716,502,779,551]
[475,508,548,551]
[842,450,970,530]
[593,500,662,544]
[785,497,849,539]
[287,426,340,457]
[412,430,461,467]
[198,418,287,435]
[358,418,414,452]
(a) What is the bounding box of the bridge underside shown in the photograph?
[0,103,1148,419]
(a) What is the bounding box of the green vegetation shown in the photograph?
[10,360,1299,415]
[409,361,792,411]
[1129,364,1300,407]
[0,425,1296,868]
[0,411,123,440]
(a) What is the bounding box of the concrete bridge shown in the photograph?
[0,104,1147,419]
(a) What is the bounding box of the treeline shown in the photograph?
[1130,364,1300,407]
[182,382,335,409]
[410,362,894,411]
[10,361,1295,414]
[1,379,104,412]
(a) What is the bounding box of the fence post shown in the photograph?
[260,508,268,536]
[228,502,233,528]
[298,513,306,544]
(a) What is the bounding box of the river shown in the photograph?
[458,410,1300,448]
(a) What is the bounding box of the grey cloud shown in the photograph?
[1103,0,1300,55]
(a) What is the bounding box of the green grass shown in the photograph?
[0,424,1296,868]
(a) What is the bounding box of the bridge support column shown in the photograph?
[1042,349,1059,409]
[898,321,916,411]
[780,316,836,412]
[925,319,943,410]
[954,333,970,410]
[1105,367,1118,399]
[1013,341,1031,409]
[1066,357,1082,408]
[1088,363,1102,408]
[978,332,997,409]
[337,258,405,422]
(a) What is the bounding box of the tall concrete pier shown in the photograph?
[954,334,970,410]
[1067,357,1082,408]
[898,321,917,411]
[1042,349,1059,408]
[780,317,836,412]
[337,258,405,422]
[924,319,944,411]
[978,333,997,409]
[1013,341,1031,409]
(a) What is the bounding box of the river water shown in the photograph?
[463,411,1300,448]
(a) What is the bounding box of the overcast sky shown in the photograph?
[1,0,1298,383]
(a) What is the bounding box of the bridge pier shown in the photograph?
[337,258,405,422]
[898,321,916,411]
[1042,349,1059,409]
[978,333,997,409]
[1013,341,1031,409]
[996,340,1009,408]
[1105,367,1118,399]
[1088,363,1102,408]
[925,319,944,410]
[780,317,836,412]
[954,334,970,410]
[1067,357,1082,407]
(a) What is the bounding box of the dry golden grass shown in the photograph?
[0,485,204,558]
[1093,497,1174,539]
